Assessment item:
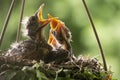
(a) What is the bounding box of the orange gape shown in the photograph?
[47,14,73,54]
[48,32,58,49]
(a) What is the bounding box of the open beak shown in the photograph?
[48,13,59,31]
[48,32,54,44]
[35,4,50,31]
[36,3,45,23]
[48,32,57,48]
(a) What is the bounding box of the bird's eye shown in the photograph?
[29,16,36,22]
[51,31,56,35]
[51,31,58,38]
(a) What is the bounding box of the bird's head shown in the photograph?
[24,4,50,40]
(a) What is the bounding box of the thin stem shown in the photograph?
[16,0,25,42]
[0,0,16,49]
[82,0,107,71]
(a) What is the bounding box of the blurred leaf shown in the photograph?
[36,70,48,80]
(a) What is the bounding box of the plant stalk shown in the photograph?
[82,0,107,71]
[16,0,25,42]
[0,0,16,49]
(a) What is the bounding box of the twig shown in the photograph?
[82,0,107,71]
[0,56,34,66]
[16,0,25,42]
[0,0,16,48]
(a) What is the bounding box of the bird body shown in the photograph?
[5,4,52,61]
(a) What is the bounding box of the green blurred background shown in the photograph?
[0,0,120,79]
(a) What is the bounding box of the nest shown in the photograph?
[0,53,111,80]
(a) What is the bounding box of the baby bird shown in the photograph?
[26,4,50,41]
[47,14,73,57]
[5,4,52,61]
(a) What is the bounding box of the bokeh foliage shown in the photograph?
[0,0,120,79]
